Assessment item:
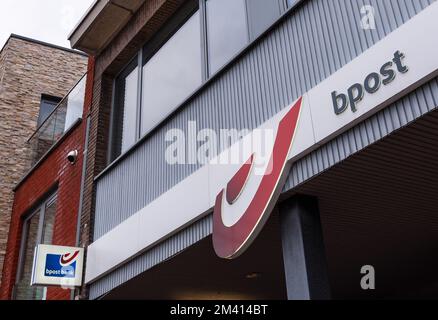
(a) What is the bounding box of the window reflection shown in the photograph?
[15,194,57,300]
[121,67,139,153]
[286,0,298,8]
[111,1,287,159]
[206,0,249,75]
[141,11,202,136]
[41,198,57,245]
[15,211,43,300]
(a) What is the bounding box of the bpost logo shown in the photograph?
[44,250,80,278]
[213,97,303,259]
[331,51,409,115]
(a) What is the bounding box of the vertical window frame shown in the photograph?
[13,192,58,300]
[108,56,140,163]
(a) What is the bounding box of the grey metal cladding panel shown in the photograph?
[283,77,438,191]
[94,0,435,240]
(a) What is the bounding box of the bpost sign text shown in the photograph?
[332,50,409,115]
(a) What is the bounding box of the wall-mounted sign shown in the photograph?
[85,1,438,282]
[213,98,303,259]
[31,244,84,287]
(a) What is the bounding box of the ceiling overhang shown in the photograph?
[68,0,145,55]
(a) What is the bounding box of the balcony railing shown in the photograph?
[28,73,87,166]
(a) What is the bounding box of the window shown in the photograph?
[206,0,249,75]
[14,193,57,300]
[63,76,87,132]
[110,0,286,161]
[141,10,202,136]
[111,60,139,158]
[37,95,62,127]
[247,0,282,39]
[206,0,283,75]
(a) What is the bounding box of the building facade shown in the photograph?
[64,0,438,300]
[0,35,88,290]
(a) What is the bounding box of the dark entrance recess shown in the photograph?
[287,108,438,299]
[102,211,287,300]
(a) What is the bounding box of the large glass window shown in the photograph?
[14,193,57,300]
[110,0,286,161]
[14,210,42,300]
[247,0,282,39]
[37,95,62,127]
[141,10,202,136]
[206,0,248,75]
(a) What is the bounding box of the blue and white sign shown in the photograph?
[31,244,84,287]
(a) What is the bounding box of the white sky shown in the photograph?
[0,0,95,50]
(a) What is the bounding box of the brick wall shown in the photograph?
[0,119,83,300]
[0,55,94,300]
[0,36,87,292]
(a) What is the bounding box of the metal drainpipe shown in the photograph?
[72,115,91,300]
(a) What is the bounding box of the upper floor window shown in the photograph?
[110,0,285,161]
[206,0,249,75]
[141,10,202,136]
[37,95,61,127]
[206,0,283,75]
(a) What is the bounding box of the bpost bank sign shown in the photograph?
[31,245,84,287]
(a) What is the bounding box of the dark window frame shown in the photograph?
[37,95,62,127]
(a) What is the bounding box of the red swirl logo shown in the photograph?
[213,97,303,259]
[60,250,80,267]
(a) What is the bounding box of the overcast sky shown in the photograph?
[0,0,95,50]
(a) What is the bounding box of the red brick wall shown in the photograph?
[0,36,88,285]
[0,57,94,300]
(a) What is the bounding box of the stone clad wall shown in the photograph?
[0,36,87,286]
